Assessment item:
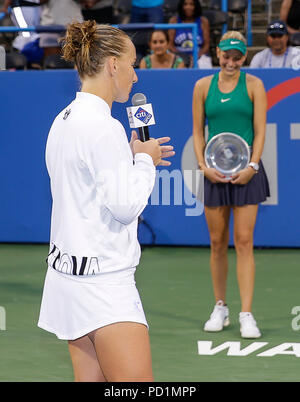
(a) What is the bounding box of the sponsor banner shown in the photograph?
[0,69,300,246]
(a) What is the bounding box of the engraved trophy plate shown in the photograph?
[205,133,250,178]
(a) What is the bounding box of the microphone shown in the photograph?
[131,93,149,142]
[126,93,155,142]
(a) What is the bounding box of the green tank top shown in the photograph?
[144,54,183,69]
[205,71,254,146]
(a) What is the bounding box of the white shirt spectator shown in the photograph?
[250,46,300,68]
[41,0,83,26]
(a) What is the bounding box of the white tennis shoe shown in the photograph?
[204,301,230,332]
[239,312,261,338]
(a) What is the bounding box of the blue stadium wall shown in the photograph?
[0,68,300,246]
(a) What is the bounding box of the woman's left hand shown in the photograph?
[130,132,175,166]
[156,136,175,166]
[230,167,256,185]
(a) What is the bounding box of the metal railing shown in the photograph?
[115,23,199,68]
[267,0,273,24]
[247,0,252,46]
[0,22,200,68]
[1,3,256,64]
[1,2,255,58]
[221,0,252,46]
[222,0,228,34]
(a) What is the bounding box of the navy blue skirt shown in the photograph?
[204,161,270,207]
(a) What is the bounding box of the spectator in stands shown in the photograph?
[0,0,42,53]
[39,0,83,58]
[168,0,212,68]
[130,0,164,23]
[280,0,300,34]
[139,29,185,69]
[250,20,300,68]
[80,0,114,24]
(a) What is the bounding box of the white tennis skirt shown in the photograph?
[37,266,148,340]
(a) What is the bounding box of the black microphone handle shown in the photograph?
[138,126,150,142]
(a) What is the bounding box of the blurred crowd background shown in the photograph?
[0,1,299,70]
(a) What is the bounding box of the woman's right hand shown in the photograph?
[203,167,228,183]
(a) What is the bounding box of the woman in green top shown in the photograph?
[139,30,185,69]
[192,31,270,339]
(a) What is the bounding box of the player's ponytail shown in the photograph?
[61,20,130,78]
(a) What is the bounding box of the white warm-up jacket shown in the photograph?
[45,92,156,276]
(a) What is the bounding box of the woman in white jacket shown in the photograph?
[38,20,174,382]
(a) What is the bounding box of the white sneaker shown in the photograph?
[204,301,230,332]
[239,312,261,338]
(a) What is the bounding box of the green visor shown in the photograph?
[218,38,247,55]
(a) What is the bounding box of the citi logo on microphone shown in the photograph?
[134,107,152,125]
[126,102,155,129]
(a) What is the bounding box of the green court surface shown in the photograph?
[0,244,300,382]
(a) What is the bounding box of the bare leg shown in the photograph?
[68,335,106,382]
[233,204,259,312]
[205,206,231,303]
[88,322,153,382]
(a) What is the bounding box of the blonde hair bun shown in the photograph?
[61,21,129,77]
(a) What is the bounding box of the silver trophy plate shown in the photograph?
[205,132,250,178]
